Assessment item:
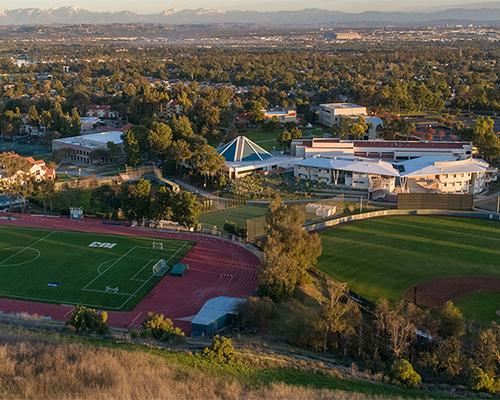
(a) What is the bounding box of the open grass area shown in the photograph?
[0,325,461,400]
[200,205,268,230]
[455,292,500,325]
[242,126,327,151]
[0,226,193,310]
[317,216,500,314]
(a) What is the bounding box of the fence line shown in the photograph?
[304,209,500,232]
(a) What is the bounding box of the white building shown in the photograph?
[294,154,496,197]
[0,154,55,187]
[80,116,101,132]
[52,131,123,164]
[396,156,496,195]
[295,156,399,195]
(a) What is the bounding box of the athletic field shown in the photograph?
[0,226,193,310]
[318,216,500,321]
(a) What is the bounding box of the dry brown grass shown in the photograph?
[0,328,400,400]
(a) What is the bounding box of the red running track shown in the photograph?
[0,214,261,333]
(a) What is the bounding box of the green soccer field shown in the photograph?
[318,216,500,319]
[0,226,194,310]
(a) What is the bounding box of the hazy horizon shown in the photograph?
[1,0,499,14]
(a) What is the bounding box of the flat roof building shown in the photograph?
[52,131,123,164]
[291,138,474,160]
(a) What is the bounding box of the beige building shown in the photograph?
[318,103,367,128]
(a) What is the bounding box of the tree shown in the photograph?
[351,115,369,139]
[419,337,463,377]
[171,115,194,140]
[312,280,360,352]
[331,117,353,139]
[148,121,172,158]
[67,305,108,334]
[192,144,225,187]
[28,105,40,127]
[375,300,419,360]
[141,312,185,341]
[391,359,422,388]
[259,196,322,301]
[278,126,302,152]
[122,130,141,166]
[169,140,192,171]
[473,322,500,374]
[466,117,500,162]
[438,301,465,339]
[171,191,200,227]
[123,179,152,224]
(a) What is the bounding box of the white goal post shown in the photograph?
[152,242,163,250]
[152,259,168,276]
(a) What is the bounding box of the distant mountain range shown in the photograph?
[1,5,500,26]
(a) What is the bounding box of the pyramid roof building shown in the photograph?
[217,136,272,163]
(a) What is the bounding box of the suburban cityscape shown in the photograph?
[0,1,499,399]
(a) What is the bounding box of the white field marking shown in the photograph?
[118,242,189,310]
[130,259,156,282]
[97,259,115,275]
[82,246,138,290]
[89,242,117,249]
[0,247,41,267]
[82,288,133,297]
[130,312,144,326]
[0,292,124,310]
[0,231,55,266]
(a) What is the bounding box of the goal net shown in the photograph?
[152,259,168,276]
[152,242,163,250]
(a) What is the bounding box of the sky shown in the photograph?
[1,0,496,13]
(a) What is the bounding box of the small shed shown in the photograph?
[191,296,245,337]
[169,263,189,277]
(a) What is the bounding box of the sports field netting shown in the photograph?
[0,226,194,310]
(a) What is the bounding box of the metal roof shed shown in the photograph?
[191,296,245,337]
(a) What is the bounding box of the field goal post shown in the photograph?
[152,241,163,250]
[152,259,168,276]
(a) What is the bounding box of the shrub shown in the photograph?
[141,312,185,341]
[201,335,237,364]
[390,359,422,388]
[438,301,465,338]
[469,366,499,394]
[67,305,108,334]
[236,296,276,332]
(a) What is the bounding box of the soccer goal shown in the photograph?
[152,259,168,276]
[152,242,163,250]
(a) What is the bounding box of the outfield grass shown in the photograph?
[0,226,193,310]
[200,205,268,231]
[317,216,500,310]
[455,292,500,325]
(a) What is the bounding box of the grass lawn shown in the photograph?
[0,226,193,310]
[242,126,328,151]
[317,216,500,306]
[200,205,268,231]
[455,292,500,325]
